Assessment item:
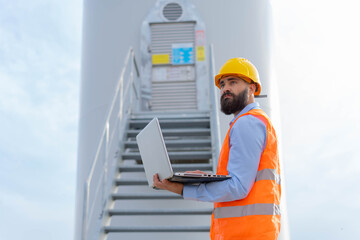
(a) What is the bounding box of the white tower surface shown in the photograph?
[75,0,290,239]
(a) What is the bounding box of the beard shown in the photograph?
[220,87,249,115]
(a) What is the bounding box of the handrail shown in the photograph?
[208,44,222,171]
[82,47,140,240]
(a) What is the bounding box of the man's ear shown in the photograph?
[249,83,256,95]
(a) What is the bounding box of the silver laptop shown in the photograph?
[136,117,231,188]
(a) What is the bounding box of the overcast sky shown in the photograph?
[0,0,82,239]
[1,0,360,240]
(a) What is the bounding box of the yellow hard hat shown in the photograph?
[215,58,261,96]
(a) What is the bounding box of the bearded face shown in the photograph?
[220,87,249,115]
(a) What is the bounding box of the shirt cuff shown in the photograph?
[182,184,199,200]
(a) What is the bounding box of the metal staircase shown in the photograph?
[102,111,214,240]
[82,46,221,240]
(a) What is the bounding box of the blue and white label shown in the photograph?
[172,43,194,65]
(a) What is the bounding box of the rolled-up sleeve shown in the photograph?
[183,115,267,202]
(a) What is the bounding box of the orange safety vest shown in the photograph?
[210,109,281,240]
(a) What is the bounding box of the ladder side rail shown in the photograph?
[82,47,140,240]
[99,49,142,240]
[208,44,222,172]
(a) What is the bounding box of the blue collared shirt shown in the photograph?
[183,102,267,202]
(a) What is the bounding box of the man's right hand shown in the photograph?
[153,173,184,195]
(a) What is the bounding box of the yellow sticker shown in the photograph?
[196,46,205,61]
[152,54,169,65]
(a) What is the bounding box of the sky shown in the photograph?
[0,0,360,240]
[0,0,82,239]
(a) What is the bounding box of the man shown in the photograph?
[153,58,281,240]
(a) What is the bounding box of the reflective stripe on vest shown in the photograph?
[255,168,281,185]
[214,203,281,219]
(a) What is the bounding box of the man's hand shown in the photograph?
[185,170,209,174]
[153,173,184,195]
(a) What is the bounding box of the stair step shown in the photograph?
[127,128,210,137]
[107,208,213,216]
[131,111,210,120]
[100,112,215,237]
[111,192,182,200]
[118,163,213,172]
[130,119,210,129]
[124,139,211,148]
[103,226,210,233]
[121,151,212,161]
[151,106,198,111]
[115,179,148,185]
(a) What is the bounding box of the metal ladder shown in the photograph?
[82,45,220,240]
[102,111,215,240]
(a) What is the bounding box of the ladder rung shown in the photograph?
[127,128,210,137]
[103,226,210,233]
[121,151,212,161]
[111,192,181,200]
[151,105,197,111]
[130,119,209,129]
[124,139,212,148]
[118,163,213,172]
[115,179,148,185]
[107,208,213,216]
[131,112,210,120]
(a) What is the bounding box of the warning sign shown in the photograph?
[196,30,205,46]
[152,54,169,65]
[196,46,205,62]
[172,43,194,65]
